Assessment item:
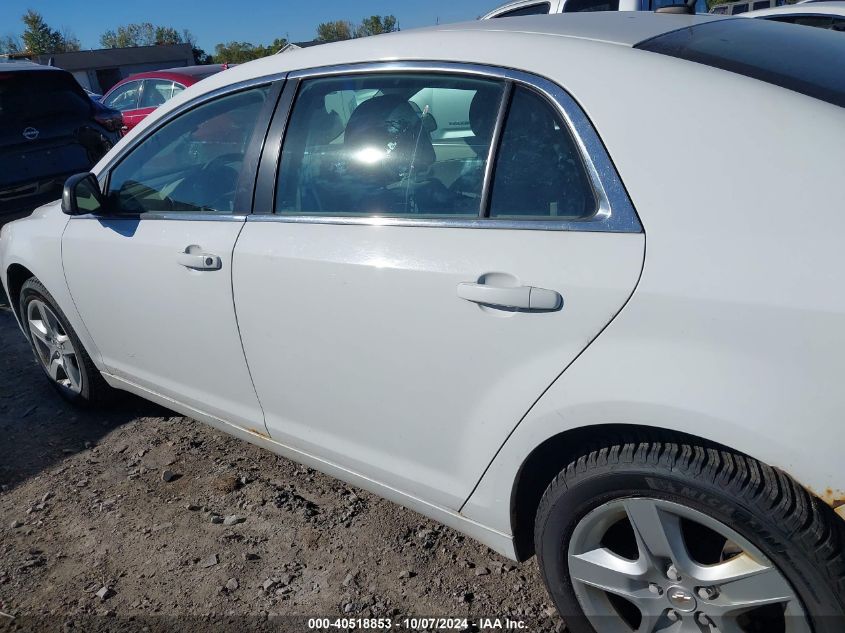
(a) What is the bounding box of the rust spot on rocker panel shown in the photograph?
[246,428,271,440]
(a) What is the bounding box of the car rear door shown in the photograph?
[232,65,644,509]
[133,79,179,124]
[62,80,282,432]
[0,69,97,198]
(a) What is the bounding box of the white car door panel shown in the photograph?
[233,223,644,508]
[62,217,263,427]
[62,84,278,432]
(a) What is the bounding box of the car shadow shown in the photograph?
[0,303,173,492]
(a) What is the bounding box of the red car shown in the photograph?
[100,65,228,133]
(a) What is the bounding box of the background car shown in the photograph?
[742,0,845,28]
[0,62,122,220]
[483,0,708,17]
[3,13,845,633]
[100,64,229,133]
[709,0,783,14]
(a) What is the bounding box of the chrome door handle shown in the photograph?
[457,282,562,311]
[177,251,221,271]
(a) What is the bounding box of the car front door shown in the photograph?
[101,80,143,132]
[232,66,645,509]
[62,82,281,431]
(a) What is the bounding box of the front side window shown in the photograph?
[494,2,552,17]
[103,81,141,112]
[489,86,596,220]
[276,74,505,218]
[107,86,270,214]
[732,3,749,14]
[752,0,769,9]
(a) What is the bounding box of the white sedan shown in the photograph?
[2,13,845,632]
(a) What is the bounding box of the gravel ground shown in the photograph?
[0,294,564,633]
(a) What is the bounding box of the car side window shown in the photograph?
[275,74,505,218]
[107,86,270,215]
[489,86,596,220]
[103,81,141,112]
[494,3,552,17]
[139,79,177,108]
[564,0,620,11]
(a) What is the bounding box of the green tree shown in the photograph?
[100,23,195,49]
[212,37,287,63]
[21,9,77,54]
[355,15,398,38]
[316,20,354,42]
[0,34,22,54]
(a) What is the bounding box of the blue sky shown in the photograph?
[2,1,499,52]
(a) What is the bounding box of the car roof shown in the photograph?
[191,13,726,95]
[431,12,726,47]
[745,0,845,15]
[0,60,66,73]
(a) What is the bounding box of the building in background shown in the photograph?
[1,43,194,94]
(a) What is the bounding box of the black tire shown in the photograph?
[535,437,845,633]
[19,277,116,406]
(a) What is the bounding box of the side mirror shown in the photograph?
[62,173,105,216]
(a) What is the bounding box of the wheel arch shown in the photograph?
[6,262,35,322]
[509,423,745,561]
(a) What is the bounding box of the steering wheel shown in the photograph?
[199,152,244,174]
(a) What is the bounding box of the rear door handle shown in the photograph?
[457,282,562,311]
[177,250,221,271]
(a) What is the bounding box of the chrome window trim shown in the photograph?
[268,61,640,234]
[70,212,248,223]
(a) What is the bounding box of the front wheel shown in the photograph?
[19,277,115,405]
[535,438,845,633]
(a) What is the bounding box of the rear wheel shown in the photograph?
[20,277,115,405]
[535,438,845,633]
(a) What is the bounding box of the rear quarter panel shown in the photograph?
[462,48,845,534]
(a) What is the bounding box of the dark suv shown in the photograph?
[0,62,122,219]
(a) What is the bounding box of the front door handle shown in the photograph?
[177,248,221,271]
[457,282,562,311]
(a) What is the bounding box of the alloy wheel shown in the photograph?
[567,497,809,633]
[26,298,83,394]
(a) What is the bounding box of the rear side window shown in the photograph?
[275,73,598,222]
[489,86,596,220]
[752,0,769,9]
[564,0,620,12]
[276,73,505,218]
[766,15,845,31]
[0,71,90,125]
[636,19,845,108]
[139,79,177,108]
[494,2,552,17]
